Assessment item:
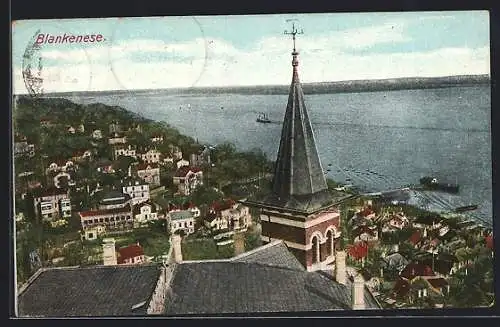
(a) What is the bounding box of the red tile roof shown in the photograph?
[393,278,411,298]
[485,234,493,250]
[408,230,422,245]
[400,262,435,280]
[359,207,375,218]
[352,225,377,238]
[117,244,144,264]
[174,166,202,177]
[347,242,368,260]
[427,278,449,290]
[210,199,236,212]
[78,204,132,218]
[137,163,160,171]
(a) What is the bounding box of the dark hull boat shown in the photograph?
[257,112,271,123]
[454,204,478,212]
[419,176,459,194]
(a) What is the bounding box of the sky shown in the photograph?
[11,11,490,93]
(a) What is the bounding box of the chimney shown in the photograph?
[102,238,117,266]
[352,273,366,310]
[172,234,183,263]
[233,231,246,257]
[335,250,347,285]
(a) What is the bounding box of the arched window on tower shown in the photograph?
[312,236,320,264]
[326,230,334,257]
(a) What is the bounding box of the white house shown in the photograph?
[108,133,127,145]
[133,202,158,224]
[168,210,195,235]
[122,179,150,205]
[173,166,203,196]
[150,134,164,143]
[205,199,252,231]
[114,145,137,160]
[136,163,161,186]
[32,187,71,221]
[140,149,162,164]
[176,159,190,169]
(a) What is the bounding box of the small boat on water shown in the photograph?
[454,204,478,213]
[419,176,459,194]
[256,112,272,123]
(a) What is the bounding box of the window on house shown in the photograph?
[190,221,193,226]
[88,233,94,239]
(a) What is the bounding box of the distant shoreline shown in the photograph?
[17,74,490,97]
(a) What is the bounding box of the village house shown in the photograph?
[140,149,162,164]
[176,159,189,169]
[32,187,72,221]
[122,178,150,205]
[79,204,134,236]
[67,126,76,134]
[47,160,75,173]
[109,122,122,134]
[136,163,161,186]
[117,243,146,265]
[96,159,115,174]
[352,225,379,244]
[381,252,409,276]
[172,166,203,196]
[150,134,164,143]
[71,149,93,162]
[78,124,85,133]
[133,201,159,224]
[382,212,410,232]
[189,146,211,167]
[392,262,450,303]
[204,199,252,232]
[167,210,196,235]
[108,133,127,145]
[39,117,54,128]
[14,140,35,158]
[92,129,103,139]
[114,145,137,160]
[98,190,132,210]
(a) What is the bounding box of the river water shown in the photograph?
[65,85,492,226]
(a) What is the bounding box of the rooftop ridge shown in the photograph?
[230,239,284,261]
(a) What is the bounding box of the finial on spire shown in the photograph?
[284,19,304,53]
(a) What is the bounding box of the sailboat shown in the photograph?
[256,112,271,123]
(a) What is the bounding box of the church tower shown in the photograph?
[243,22,353,271]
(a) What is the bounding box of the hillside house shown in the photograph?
[122,179,150,205]
[140,149,162,164]
[136,163,161,186]
[98,191,132,210]
[32,187,72,221]
[47,160,75,173]
[204,199,251,231]
[150,134,164,143]
[133,201,158,224]
[172,166,203,196]
[108,133,127,145]
[72,149,92,162]
[176,159,189,169]
[14,141,35,158]
[167,210,195,235]
[79,204,134,233]
[118,243,146,265]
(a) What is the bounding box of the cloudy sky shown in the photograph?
[12,11,490,93]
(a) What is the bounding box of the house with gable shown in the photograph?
[136,163,161,186]
[117,243,146,265]
[172,166,203,196]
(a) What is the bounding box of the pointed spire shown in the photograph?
[267,23,330,212]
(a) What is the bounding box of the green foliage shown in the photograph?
[190,185,224,207]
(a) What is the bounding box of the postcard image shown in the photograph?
[11,11,493,317]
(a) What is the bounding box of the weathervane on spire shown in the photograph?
[284,19,304,53]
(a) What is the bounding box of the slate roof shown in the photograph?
[17,264,162,317]
[232,240,305,271]
[169,210,194,221]
[257,48,334,213]
[164,262,380,315]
